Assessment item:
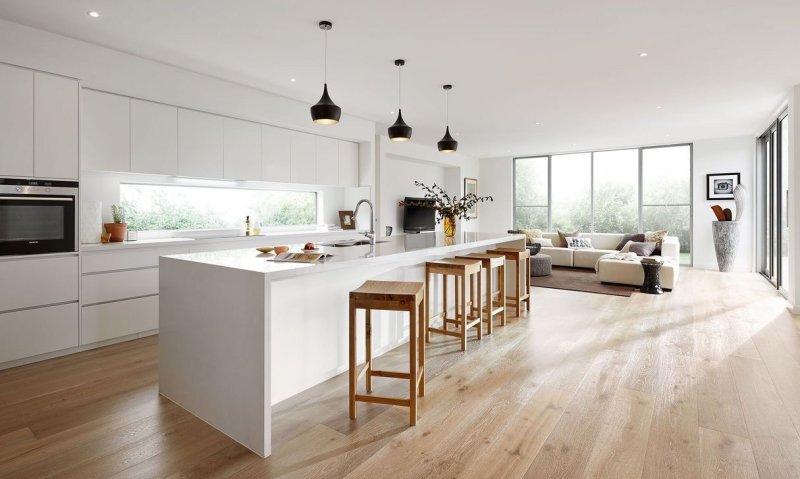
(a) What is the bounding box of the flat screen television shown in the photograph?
[402,197,436,233]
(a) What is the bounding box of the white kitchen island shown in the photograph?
[158,231,525,457]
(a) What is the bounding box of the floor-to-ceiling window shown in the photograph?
[514,143,693,265]
[757,111,790,293]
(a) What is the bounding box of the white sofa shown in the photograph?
[536,232,680,289]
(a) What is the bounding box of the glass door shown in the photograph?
[758,112,789,291]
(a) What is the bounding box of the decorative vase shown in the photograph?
[712,220,740,272]
[733,183,747,221]
[104,223,128,243]
[80,201,103,244]
[443,214,457,238]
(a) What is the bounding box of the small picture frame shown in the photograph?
[338,210,355,230]
[464,177,479,219]
[706,173,740,200]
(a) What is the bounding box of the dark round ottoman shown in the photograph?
[530,254,552,277]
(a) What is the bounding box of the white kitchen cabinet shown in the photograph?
[34,72,79,179]
[0,255,79,313]
[81,245,189,273]
[178,109,224,178]
[315,136,339,186]
[261,125,291,183]
[131,99,178,175]
[338,141,359,187]
[224,118,261,181]
[82,268,159,305]
[289,131,316,184]
[81,89,130,172]
[0,303,79,363]
[81,295,158,345]
[0,64,34,177]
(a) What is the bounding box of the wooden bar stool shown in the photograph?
[425,258,483,351]
[349,280,425,426]
[454,253,506,334]
[486,247,531,317]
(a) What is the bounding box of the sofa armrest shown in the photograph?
[660,236,680,263]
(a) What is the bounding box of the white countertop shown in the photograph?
[79,229,357,252]
[162,232,525,280]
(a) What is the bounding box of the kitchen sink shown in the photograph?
[319,239,390,247]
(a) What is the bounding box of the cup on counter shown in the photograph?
[385,226,393,237]
[274,245,290,254]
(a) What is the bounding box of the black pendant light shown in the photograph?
[388,59,412,141]
[310,20,341,125]
[437,84,458,153]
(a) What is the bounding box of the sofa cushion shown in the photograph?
[573,249,618,269]
[533,237,554,247]
[566,237,593,249]
[596,258,677,290]
[520,228,543,243]
[614,233,645,251]
[645,230,668,254]
[629,242,657,256]
[541,246,573,267]
[556,230,579,248]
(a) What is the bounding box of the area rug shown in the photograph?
[531,266,637,297]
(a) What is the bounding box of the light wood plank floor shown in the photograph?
[0,268,798,478]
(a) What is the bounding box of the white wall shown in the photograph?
[479,137,758,271]
[788,86,800,313]
[375,136,481,237]
[692,136,756,271]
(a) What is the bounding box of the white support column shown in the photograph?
[788,85,800,314]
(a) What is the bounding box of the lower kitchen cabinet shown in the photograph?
[81,295,159,345]
[0,303,79,363]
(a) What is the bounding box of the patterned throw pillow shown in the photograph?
[520,228,543,244]
[645,230,668,255]
[566,237,593,249]
[557,230,579,248]
[628,241,657,257]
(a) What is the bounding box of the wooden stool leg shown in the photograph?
[453,275,459,328]
[365,309,372,393]
[476,271,483,340]
[349,300,357,420]
[514,261,522,318]
[525,258,532,311]
[470,271,476,319]
[425,269,431,343]
[443,274,449,331]
[460,273,467,351]
[499,264,507,326]
[418,297,425,397]
[487,266,494,334]
[409,303,418,426]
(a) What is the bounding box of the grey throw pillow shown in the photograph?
[615,233,645,251]
[628,241,657,257]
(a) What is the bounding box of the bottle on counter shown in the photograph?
[253,221,262,236]
[245,215,251,236]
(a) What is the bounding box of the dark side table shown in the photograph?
[640,261,664,294]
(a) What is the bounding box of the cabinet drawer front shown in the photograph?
[0,255,79,312]
[82,268,158,305]
[81,246,189,273]
[81,295,158,345]
[0,303,79,363]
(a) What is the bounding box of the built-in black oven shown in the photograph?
[0,178,78,256]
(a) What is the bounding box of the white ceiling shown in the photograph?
[0,0,798,158]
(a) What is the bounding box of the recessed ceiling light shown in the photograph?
[87,10,100,18]
[639,52,648,57]
[535,122,541,126]
[455,132,461,136]
[656,105,663,109]
[290,78,296,83]
[390,111,395,115]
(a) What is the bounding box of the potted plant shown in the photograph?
[399,181,493,237]
[104,205,128,242]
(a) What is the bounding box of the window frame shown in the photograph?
[513,142,693,266]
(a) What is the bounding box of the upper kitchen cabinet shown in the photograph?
[315,136,339,186]
[289,131,316,185]
[34,72,79,179]
[131,99,178,176]
[0,64,33,177]
[261,125,291,183]
[178,109,224,179]
[223,118,261,181]
[81,89,130,172]
[338,141,359,187]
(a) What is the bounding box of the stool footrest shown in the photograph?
[354,394,410,407]
[371,369,411,379]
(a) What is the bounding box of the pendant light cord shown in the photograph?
[398,65,402,109]
[445,88,449,126]
[323,29,328,84]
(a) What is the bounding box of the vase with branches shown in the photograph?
[398,181,493,237]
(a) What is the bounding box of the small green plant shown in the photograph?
[111,204,126,224]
